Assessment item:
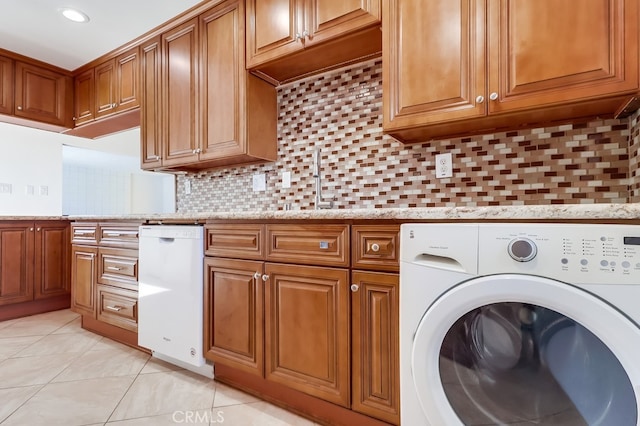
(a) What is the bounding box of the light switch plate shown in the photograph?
[253,173,266,192]
[184,179,191,195]
[0,183,11,194]
[39,185,49,196]
[26,185,35,195]
[282,171,291,189]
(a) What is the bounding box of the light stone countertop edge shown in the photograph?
[3,203,638,222]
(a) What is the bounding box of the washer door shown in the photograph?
[412,274,640,426]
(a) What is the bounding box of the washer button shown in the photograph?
[622,261,631,269]
[561,258,569,265]
[600,260,609,267]
[581,259,588,266]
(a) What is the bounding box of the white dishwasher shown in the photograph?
[138,225,211,377]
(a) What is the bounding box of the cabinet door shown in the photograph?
[200,1,245,160]
[264,263,350,407]
[114,46,140,113]
[95,59,116,118]
[383,0,486,130]
[34,222,70,299]
[14,62,72,126]
[487,0,639,113]
[351,271,399,425]
[73,68,95,125]
[305,0,380,46]
[0,224,34,306]
[204,257,264,376]
[140,36,163,170]
[161,18,200,167]
[0,56,14,115]
[246,0,305,67]
[71,245,97,316]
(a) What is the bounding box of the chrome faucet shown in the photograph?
[312,148,334,209]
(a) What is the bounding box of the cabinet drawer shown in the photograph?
[71,223,98,245]
[205,224,264,260]
[352,225,400,272]
[266,224,349,267]
[98,247,138,290]
[96,285,138,332]
[98,223,140,249]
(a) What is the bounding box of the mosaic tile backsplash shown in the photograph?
[176,59,639,213]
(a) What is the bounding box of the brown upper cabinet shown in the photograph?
[69,46,140,138]
[141,0,277,171]
[0,52,73,131]
[140,36,162,169]
[14,61,73,127]
[246,0,382,84]
[96,47,140,119]
[0,56,14,116]
[383,0,640,143]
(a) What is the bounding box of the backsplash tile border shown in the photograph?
[176,59,636,213]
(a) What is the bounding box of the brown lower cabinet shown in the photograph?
[204,222,399,425]
[70,222,141,348]
[0,221,70,321]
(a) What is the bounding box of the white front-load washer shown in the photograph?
[400,223,640,425]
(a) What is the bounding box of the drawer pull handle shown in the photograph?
[74,231,91,235]
[107,266,122,271]
[105,305,123,312]
[105,233,122,237]
[319,241,329,249]
[370,243,380,252]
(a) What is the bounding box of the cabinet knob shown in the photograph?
[154,155,160,161]
[37,227,41,231]
[17,106,23,111]
[29,227,34,231]
[295,32,302,41]
[350,284,359,292]
[475,95,485,104]
[72,116,77,121]
[261,274,269,282]
[302,30,309,38]
[489,92,499,101]
[254,272,261,280]
[370,243,380,252]
[112,103,117,108]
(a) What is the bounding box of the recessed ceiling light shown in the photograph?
[60,8,90,23]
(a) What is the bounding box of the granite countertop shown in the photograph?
[3,203,639,222]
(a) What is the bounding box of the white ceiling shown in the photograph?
[0,0,204,71]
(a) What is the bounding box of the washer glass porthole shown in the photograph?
[438,302,637,425]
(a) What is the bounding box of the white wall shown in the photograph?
[0,123,64,215]
[0,123,175,216]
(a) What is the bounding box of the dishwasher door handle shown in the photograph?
[159,237,175,243]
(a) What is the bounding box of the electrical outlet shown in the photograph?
[39,185,49,196]
[184,179,191,195]
[26,185,35,195]
[0,183,11,194]
[435,153,453,178]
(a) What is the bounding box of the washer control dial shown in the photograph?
[508,238,537,262]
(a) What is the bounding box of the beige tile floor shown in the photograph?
[0,309,316,426]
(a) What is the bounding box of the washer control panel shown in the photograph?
[479,224,640,284]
